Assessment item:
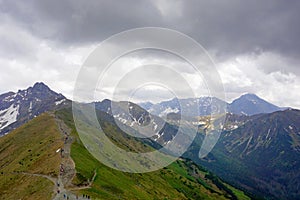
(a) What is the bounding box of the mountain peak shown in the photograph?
[240,93,258,98]
[0,82,68,136]
[229,93,281,115]
[32,82,51,91]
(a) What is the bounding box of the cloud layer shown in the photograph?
[0,0,299,108]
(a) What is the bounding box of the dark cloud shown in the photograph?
[1,0,299,58]
[0,0,300,108]
[0,0,163,45]
[178,0,300,58]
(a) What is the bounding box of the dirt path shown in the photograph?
[18,172,57,184]
[6,113,95,200]
[69,170,97,191]
[11,169,91,200]
[52,113,94,200]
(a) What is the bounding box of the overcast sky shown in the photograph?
[0,0,299,108]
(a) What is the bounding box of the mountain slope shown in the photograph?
[0,82,70,136]
[0,113,63,199]
[92,99,192,148]
[56,107,250,199]
[0,106,251,199]
[187,109,300,200]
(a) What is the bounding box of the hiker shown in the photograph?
[64,136,67,144]
[60,148,64,157]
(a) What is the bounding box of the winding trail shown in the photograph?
[4,112,96,199]
[51,113,95,199]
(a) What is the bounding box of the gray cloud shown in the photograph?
[0,0,163,45]
[179,0,300,58]
[0,0,300,108]
[1,0,299,58]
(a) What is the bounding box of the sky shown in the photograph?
[0,0,300,108]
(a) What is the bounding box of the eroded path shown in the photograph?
[14,113,96,199]
[52,113,94,200]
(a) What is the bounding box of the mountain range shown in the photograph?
[185,109,300,199]
[139,93,283,118]
[0,82,283,137]
[0,82,299,200]
[0,83,250,200]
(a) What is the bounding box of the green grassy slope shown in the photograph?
[0,113,63,200]
[57,108,250,200]
[0,108,250,200]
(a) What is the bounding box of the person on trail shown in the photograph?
[60,148,64,157]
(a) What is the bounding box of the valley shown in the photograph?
[0,83,299,200]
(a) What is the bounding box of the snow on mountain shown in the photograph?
[0,104,19,131]
[140,97,227,118]
[140,94,283,117]
[55,99,66,105]
[0,82,70,136]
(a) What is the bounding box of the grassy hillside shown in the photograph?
[0,108,250,199]
[0,113,63,200]
[57,108,250,200]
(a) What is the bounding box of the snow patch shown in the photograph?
[130,121,135,127]
[0,104,20,130]
[251,99,257,104]
[119,118,127,124]
[154,123,158,131]
[192,121,206,126]
[159,107,179,117]
[55,99,66,105]
[28,101,32,112]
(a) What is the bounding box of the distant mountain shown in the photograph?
[0,82,70,136]
[186,109,300,199]
[138,101,154,111]
[140,97,227,118]
[228,93,282,115]
[140,94,283,117]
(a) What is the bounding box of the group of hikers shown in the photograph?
[56,193,91,199]
[56,120,92,199]
[82,194,91,199]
